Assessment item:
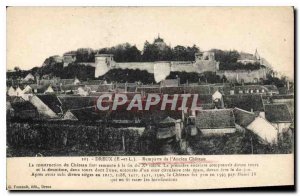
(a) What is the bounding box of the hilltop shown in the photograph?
[8,36,287,87]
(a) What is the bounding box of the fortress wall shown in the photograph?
[170,61,196,72]
[115,62,155,73]
[78,62,96,67]
[217,68,267,83]
[194,61,218,73]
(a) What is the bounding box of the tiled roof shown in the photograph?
[264,104,292,123]
[97,84,115,92]
[223,94,264,112]
[233,107,256,127]
[195,109,235,129]
[161,87,185,94]
[11,101,37,112]
[36,94,62,114]
[58,96,97,112]
[184,85,211,94]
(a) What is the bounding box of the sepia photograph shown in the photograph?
[5,6,295,190]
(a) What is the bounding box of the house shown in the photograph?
[60,85,80,94]
[39,77,60,86]
[58,96,97,112]
[74,77,81,85]
[225,85,269,95]
[115,82,138,93]
[29,84,47,94]
[22,85,33,94]
[156,116,182,141]
[82,80,104,85]
[160,86,185,94]
[29,95,61,119]
[136,86,161,94]
[160,78,179,87]
[10,101,38,120]
[23,73,35,81]
[237,51,260,64]
[263,85,279,95]
[69,107,110,121]
[62,110,78,120]
[184,85,212,94]
[84,85,99,92]
[233,107,256,128]
[195,109,236,136]
[212,90,222,101]
[264,104,292,134]
[44,85,55,94]
[223,94,265,117]
[59,77,80,85]
[97,84,115,92]
[271,95,294,119]
[7,86,16,96]
[36,94,62,115]
[246,116,279,144]
[212,90,224,108]
[15,87,24,97]
[77,86,90,96]
[7,96,25,103]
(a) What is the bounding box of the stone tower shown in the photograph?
[63,53,76,67]
[194,51,219,73]
[254,49,260,60]
[94,54,114,78]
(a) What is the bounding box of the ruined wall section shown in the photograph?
[217,68,267,83]
[170,61,196,72]
[115,62,155,73]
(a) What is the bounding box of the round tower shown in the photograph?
[94,54,114,78]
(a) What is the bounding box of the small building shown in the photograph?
[223,94,265,117]
[237,50,260,65]
[22,85,33,94]
[212,90,222,101]
[60,78,80,86]
[263,85,279,95]
[264,104,292,134]
[212,90,224,108]
[185,84,212,95]
[62,110,78,121]
[23,73,35,82]
[160,78,180,87]
[195,109,236,136]
[63,53,77,67]
[233,107,256,128]
[156,116,182,140]
[7,86,16,96]
[44,85,55,94]
[97,84,115,92]
[77,86,90,96]
[15,87,24,97]
[246,116,279,144]
[29,84,46,94]
[10,101,38,120]
[29,95,61,119]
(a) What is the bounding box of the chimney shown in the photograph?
[287,80,290,90]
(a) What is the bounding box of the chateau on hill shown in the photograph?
[63,49,267,83]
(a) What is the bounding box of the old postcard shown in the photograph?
[6,7,294,190]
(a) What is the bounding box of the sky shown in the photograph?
[7,7,294,79]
